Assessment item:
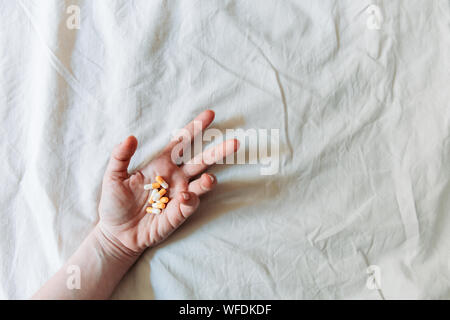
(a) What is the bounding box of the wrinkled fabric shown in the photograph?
[0,0,449,299]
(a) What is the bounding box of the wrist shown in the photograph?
[92,224,142,266]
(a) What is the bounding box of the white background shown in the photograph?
[0,0,449,299]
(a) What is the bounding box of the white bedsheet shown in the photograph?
[1,0,449,299]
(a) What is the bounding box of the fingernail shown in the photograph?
[182,192,190,200]
[208,174,215,183]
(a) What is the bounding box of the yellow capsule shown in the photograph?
[160,197,169,204]
[152,202,166,209]
[158,189,167,197]
[155,176,169,189]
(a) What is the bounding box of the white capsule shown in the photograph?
[144,182,161,190]
[155,176,169,189]
[151,189,161,201]
[160,181,169,189]
[152,202,165,209]
[146,207,161,214]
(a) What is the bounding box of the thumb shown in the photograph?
[105,136,138,180]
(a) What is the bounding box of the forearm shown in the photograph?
[33,225,140,300]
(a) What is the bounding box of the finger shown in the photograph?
[105,136,138,180]
[182,139,239,178]
[162,191,200,230]
[188,173,217,197]
[164,109,215,155]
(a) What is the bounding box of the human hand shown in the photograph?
[97,110,239,256]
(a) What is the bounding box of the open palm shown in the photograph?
[97,110,238,254]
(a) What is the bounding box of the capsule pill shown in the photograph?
[151,189,161,201]
[160,197,169,204]
[155,176,169,189]
[144,182,160,190]
[144,176,170,215]
[152,202,166,209]
[146,207,161,214]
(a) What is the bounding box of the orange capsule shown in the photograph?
[146,207,161,214]
[150,189,161,201]
[160,197,169,204]
[152,202,166,209]
[144,182,161,190]
[158,189,167,197]
[155,176,169,189]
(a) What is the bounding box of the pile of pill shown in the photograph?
[144,176,170,215]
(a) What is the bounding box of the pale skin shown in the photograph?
[33,110,239,299]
